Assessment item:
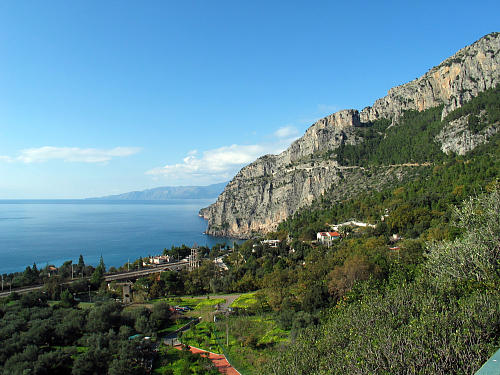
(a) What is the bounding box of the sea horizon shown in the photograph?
[0,198,239,275]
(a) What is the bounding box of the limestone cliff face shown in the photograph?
[436,115,499,155]
[360,32,500,123]
[201,33,500,238]
[199,111,358,237]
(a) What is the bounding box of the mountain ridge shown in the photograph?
[88,182,227,200]
[200,32,500,238]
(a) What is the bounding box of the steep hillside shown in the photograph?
[201,33,500,238]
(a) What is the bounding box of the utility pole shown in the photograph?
[71,263,74,279]
[88,285,91,302]
[1,274,3,291]
[226,321,229,347]
[128,259,130,272]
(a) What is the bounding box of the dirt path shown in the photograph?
[175,345,241,375]
[216,294,240,312]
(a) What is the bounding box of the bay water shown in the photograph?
[0,199,236,275]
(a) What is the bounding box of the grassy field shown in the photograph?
[158,317,192,335]
[193,298,225,310]
[215,314,289,375]
[179,322,223,354]
[230,292,258,309]
[77,302,95,309]
[151,296,225,310]
[153,345,219,375]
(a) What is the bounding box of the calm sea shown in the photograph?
[0,199,237,275]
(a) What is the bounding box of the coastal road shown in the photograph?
[0,284,45,298]
[0,261,190,298]
[104,261,188,281]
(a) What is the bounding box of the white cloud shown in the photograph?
[0,155,13,162]
[0,146,141,163]
[147,144,268,179]
[146,134,300,184]
[274,125,299,139]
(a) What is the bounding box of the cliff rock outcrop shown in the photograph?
[201,33,500,238]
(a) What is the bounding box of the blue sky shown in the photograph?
[0,0,498,198]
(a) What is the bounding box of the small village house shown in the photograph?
[317,232,340,243]
[143,255,170,266]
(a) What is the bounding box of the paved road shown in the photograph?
[0,284,45,298]
[0,262,189,298]
[104,261,188,281]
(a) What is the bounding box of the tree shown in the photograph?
[60,289,77,308]
[98,255,106,272]
[160,271,183,295]
[90,256,106,288]
[327,255,380,298]
[77,254,85,276]
[86,302,122,332]
[150,302,172,330]
[20,290,48,308]
[425,190,500,287]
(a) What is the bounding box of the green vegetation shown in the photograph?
[337,105,445,166]
[0,297,164,373]
[230,292,258,309]
[444,84,500,133]
[214,314,289,375]
[1,86,499,374]
[266,190,500,374]
[157,318,192,335]
[281,137,500,240]
[153,346,219,375]
[194,298,225,310]
[151,297,225,310]
[180,322,222,354]
[336,85,499,166]
[0,294,222,374]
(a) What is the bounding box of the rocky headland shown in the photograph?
[200,32,500,238]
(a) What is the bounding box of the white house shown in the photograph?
[260,239,280,248]
[317,231,340,243]
[143,255,170,266]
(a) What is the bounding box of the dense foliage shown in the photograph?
[336,85,499,166]
[337,105,444,166]
[265,190,500,375]
[280,134,499,241]
[0,296,177,374]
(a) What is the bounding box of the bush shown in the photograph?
[425,190,500,287]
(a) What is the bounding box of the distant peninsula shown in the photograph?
[88,182,228,200]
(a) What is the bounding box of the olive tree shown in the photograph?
[425,190,500,286]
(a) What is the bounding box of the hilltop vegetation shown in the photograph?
[265,190,500,375]
[280,86,500,241]
[336,85,499,166]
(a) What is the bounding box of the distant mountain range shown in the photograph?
[88,182,228,200]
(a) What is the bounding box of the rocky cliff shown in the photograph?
[200,33,500,238]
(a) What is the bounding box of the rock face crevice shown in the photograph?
[200,33,500,238]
